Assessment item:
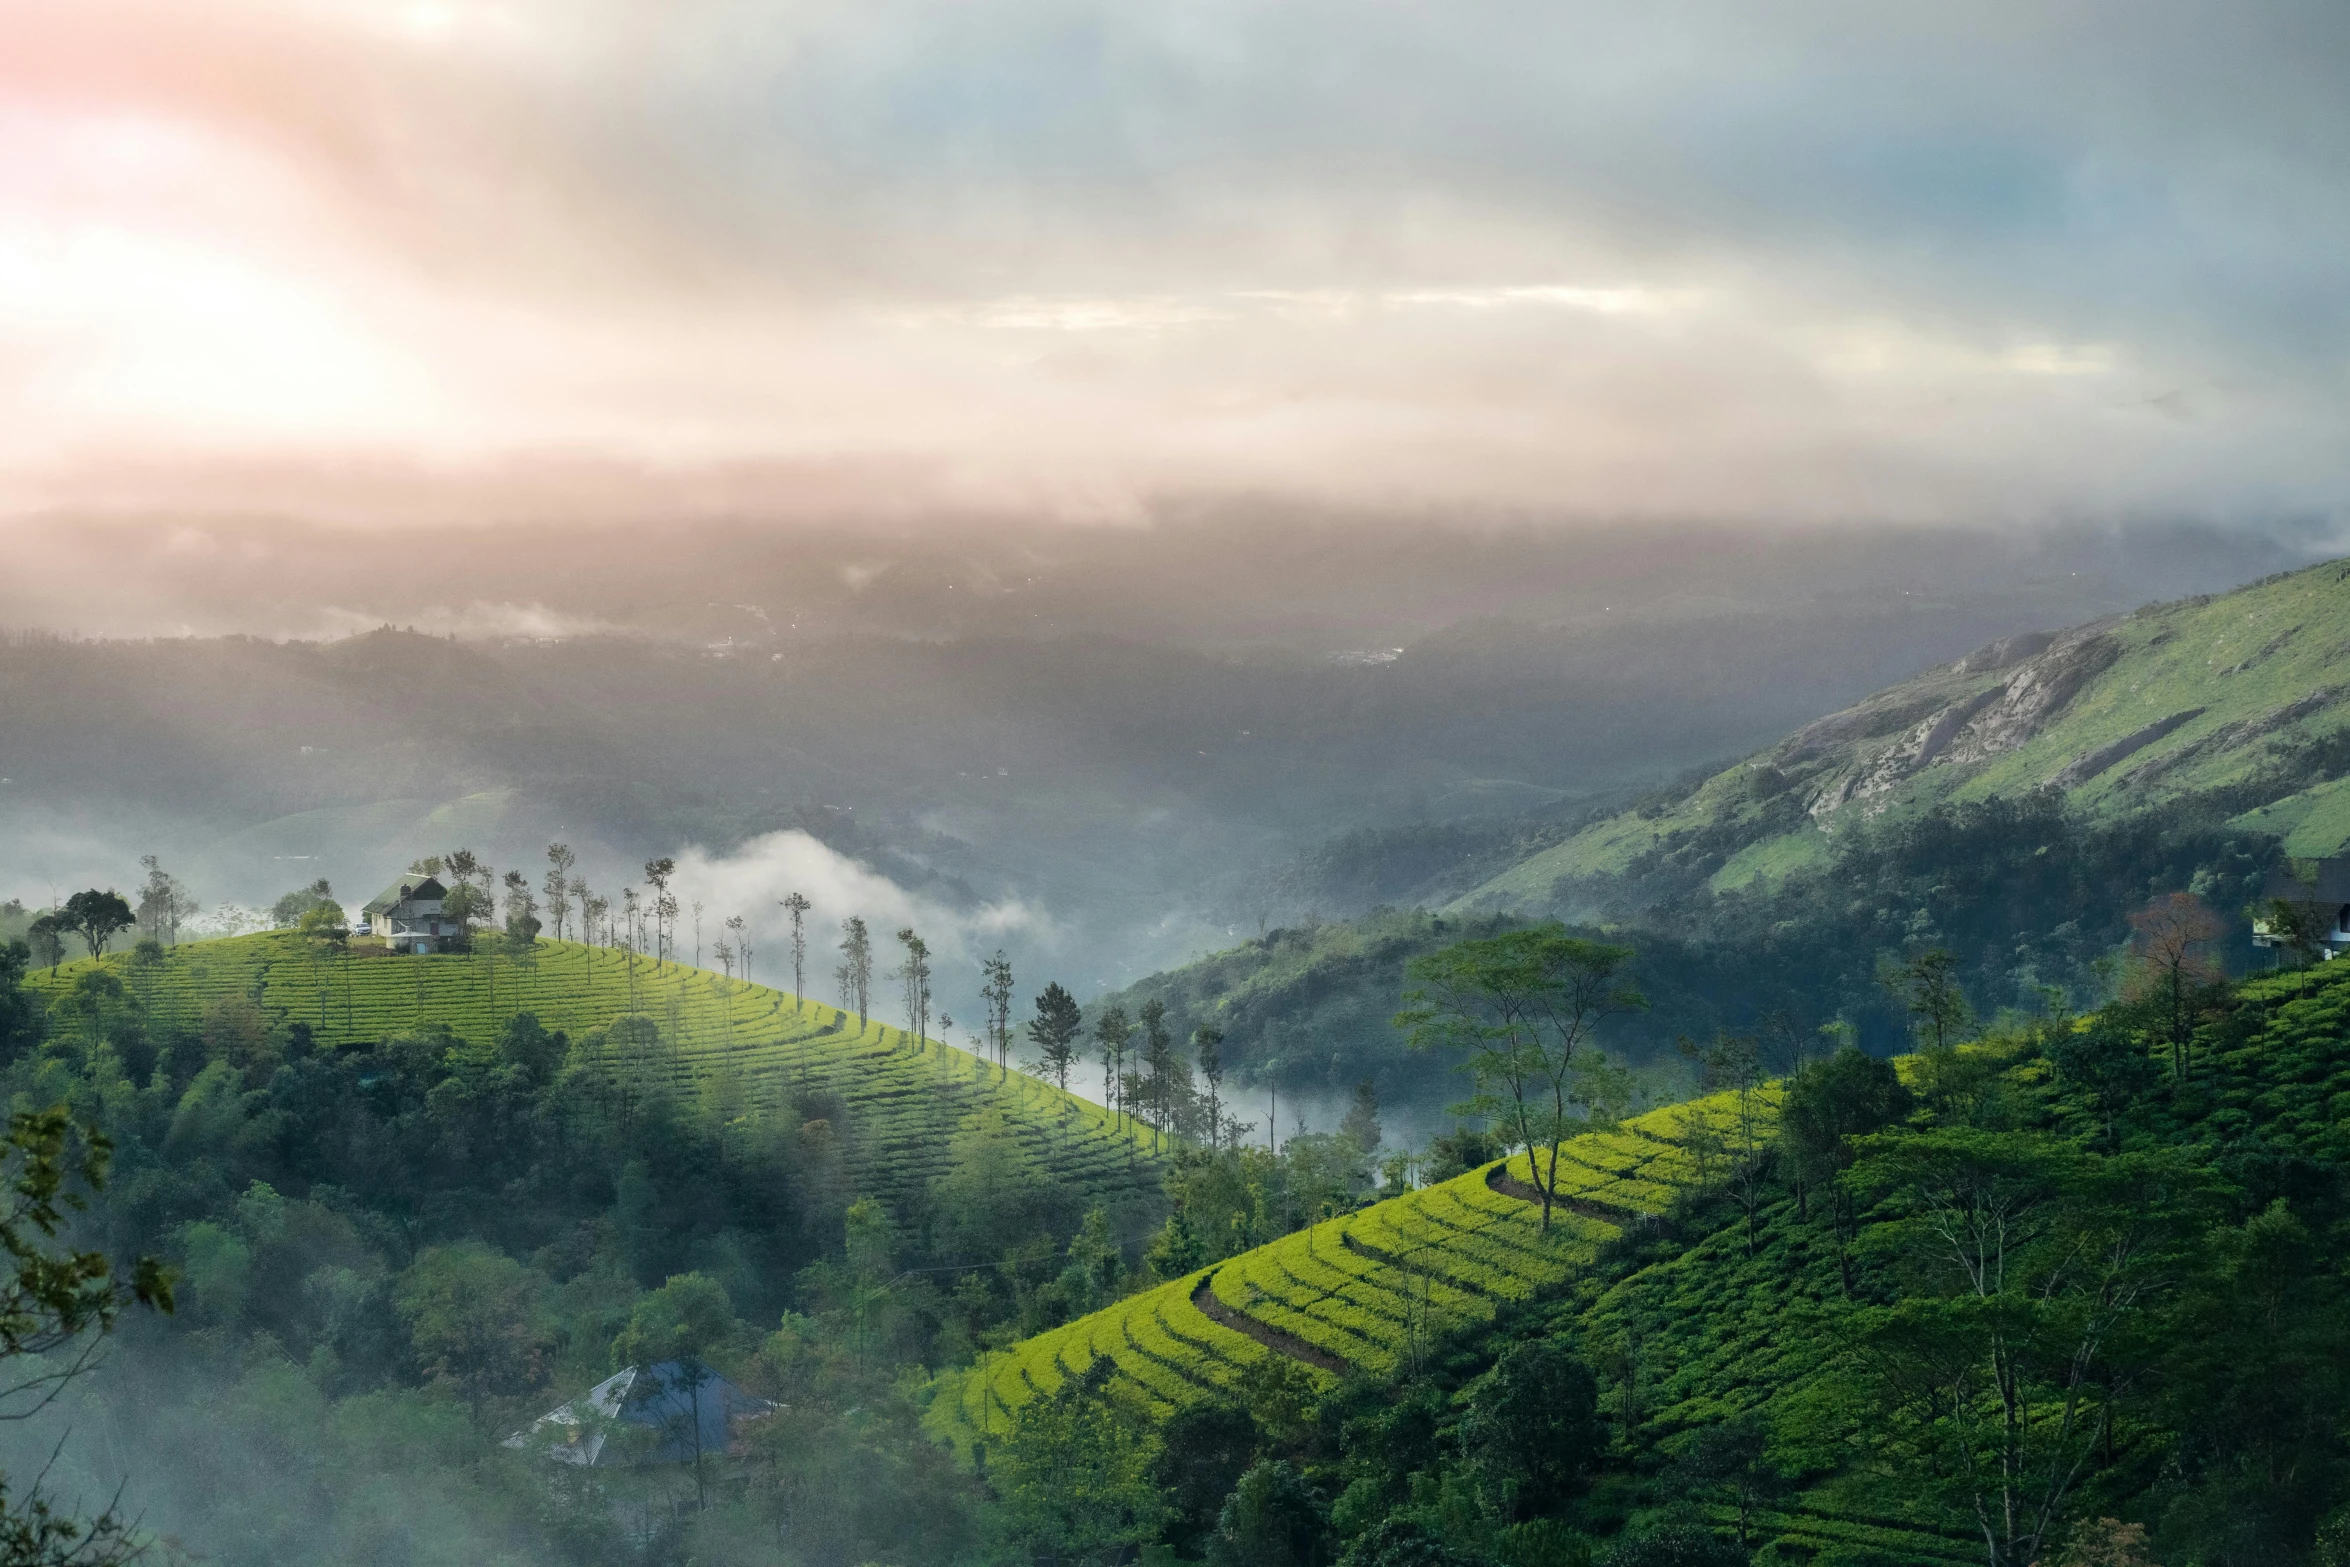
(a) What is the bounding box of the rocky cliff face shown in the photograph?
[1796,622,2122,819]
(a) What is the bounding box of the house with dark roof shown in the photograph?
[2252,857,2350,961]
[503,1361,776,1468]
[359,875,450,954]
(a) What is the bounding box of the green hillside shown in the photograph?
[929,1089,1756,1448]
[24,933,1161,1220]
[941,959,2350,1565]
[1458,557,2350,910]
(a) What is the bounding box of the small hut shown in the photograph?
[504,1360,776,1468]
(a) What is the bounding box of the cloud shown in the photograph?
[667,830,1052,994]
[0,0,2345,525]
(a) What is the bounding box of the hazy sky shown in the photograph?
[5,0,2347,527]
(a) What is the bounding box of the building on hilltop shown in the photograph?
[504,1361,777,1468]
[360,875,450,954]
[2252,857,2350,961]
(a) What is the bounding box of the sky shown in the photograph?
[3,0,2347,528]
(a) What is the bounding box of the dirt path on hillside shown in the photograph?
[1189,1275,1351,1373]
[1483,1162,1649,1226]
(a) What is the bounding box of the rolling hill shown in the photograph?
[1455,556,2350,912]
[23,933,1163,1222]
[932,952,2350,1564]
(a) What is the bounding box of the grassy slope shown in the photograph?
[26,933,1161,1221]
[1458,557,2350,910]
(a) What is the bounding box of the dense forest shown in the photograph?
[1106,786,2280,1111]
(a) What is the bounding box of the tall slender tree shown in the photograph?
[896,928,932,1048]
[439,850,492,949]
[2127,891,2225,1080]
[1138,1000,1174,1147]
[500,870,541,943]
[1094,1006,1133,1131]
[135,855,196,945]
[543,843,576,941]
[980,950,1016,1078]
[838,917,872,1029]
[780,891,811,1010]
[622,887,643,1007]
[1027,982,1084,1093]
[1195,1026,1226,1152]
[643,857,678,963]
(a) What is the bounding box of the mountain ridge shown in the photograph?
[1454,557,2350,912]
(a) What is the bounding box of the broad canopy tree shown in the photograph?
[58,890,134,962]
[1396,927,1646,1232]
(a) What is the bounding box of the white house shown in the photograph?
[2252,857,2350,960]
[360,875,450,954]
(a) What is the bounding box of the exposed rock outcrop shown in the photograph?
[1774,688,1958,764]
[1807,625,2123,818]
[1939,627,2122,766]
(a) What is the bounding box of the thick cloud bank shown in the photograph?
[2,0,2346,524]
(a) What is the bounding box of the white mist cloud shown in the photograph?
[666,830,1052,1000]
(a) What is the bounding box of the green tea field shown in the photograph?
[927,1091,1764,1445]
[25,933,1162,1218]
[929,1073,1993,1564]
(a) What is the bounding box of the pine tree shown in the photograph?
[1027,982,1084,1092]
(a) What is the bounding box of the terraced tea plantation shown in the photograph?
[930,1092,1760,1444]
[931,1079,1987,1564]
[26,934,1162,1218]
